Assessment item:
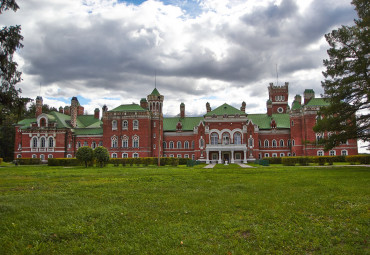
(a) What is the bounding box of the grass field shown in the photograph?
[0,164,369,254]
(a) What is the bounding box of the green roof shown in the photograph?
[304,89,315,93]
[305,98,329,107]
[248,114,290,129]
[163,117,204,131]
[150,88,160,96]
[291,101,302,110]
[110,104,147,112]
[77,115,102,128]
[73,128,103,135]
[204,103,246,117]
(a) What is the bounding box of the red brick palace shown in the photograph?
[14,83,358,163]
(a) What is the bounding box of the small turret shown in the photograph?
[303,89,315,105]
[180,102,185,118]
[206,102,211,113]
[94,108,100,119]
[35,96,43,118]
[240,101,246,112]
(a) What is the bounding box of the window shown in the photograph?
[112,153,117,158]
[83,141,88,146]
[164,154,167,157]
[291,120,294,126]
[277,107,283,113]
[211,133,218,145]
[316,133,323,142]
[264,140,269,148]
[67,154,72,158]
[292,139,295,146]
[133,120,139,130]
[287,153,291,156]
[48,154,53,159]
[199,138,205,148]
[17,154,22,158]
[341,150,348,156]
[133,153,139,158]
[279,139,284,147]
[122,120,128,130]
[329,150,336,156]
[111,136,118,148]
[235,153,241,160]
[287,139,291,147]
[248,137,253,147]
[40,154,45,160]
[235,133,242,145]
[169,141,174,149]
[40,118,46,127]
[92,141,96,149]
[184,141,189,149]
[192,141,195,149]
[99,141,103,146]
[49,137,54,148]
[112,120,117,130]
[212,153,218,160]
[169,154,174,158]
[40,137,46,148]
[153,122,156,127]
[163,141,167,149]
[77,142,81,148]
[317,150,324,156]
[272,153,277,157]
[122,153,128,158]
[280,153,285,157]
[259,140,261,147]
[177,141,181,149]
[264,153,269,158]
[122,136,128,148]
[153,144,156,149]
[184,154,189,158]
[272,140,277,148]
[222,133,230,145]
[133,136,139,148]
[192,155,195,160]
[293,152,296,156]
[177,154,181,158]
[32,137,38,148]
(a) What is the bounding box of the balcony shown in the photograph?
[206,143,247,151]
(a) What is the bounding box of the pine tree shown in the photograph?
[314,0,369,150]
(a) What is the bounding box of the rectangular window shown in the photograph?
[153,144,156,149]
[169,154,174,158]
[153,133,156,138]
[192,155,195,160]
[235,153,241,160]
[212,153,218,160]
[177,154,181,158]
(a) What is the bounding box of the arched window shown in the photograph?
[48,137,54,147]
[169,141,174,149]
[287,139,291,147]
[199,138,205,148]
[279,139,284,147]
[272,139,277,147]
[77,142,81,148]
[17,154,22,158]
[122,120,128,130]
[40,154,45,160]
[177,141,181,149]
[32,154,37,158]
[192,141,195,149]
[133,153,139,158]
[264,140,269,148]
[112,120,117,130]
[40,137,46,148]
[40,118,46,127]
[292,139,295,146]
[211,133,218,145]
[163,141,167,149]
[92,141,96,149]
[184,141,189,149]
[122,136,128,148]
[32,137,38,148]
[133,136,139,148]
[122,153,128,158]
[67,154,72,158]
[222,132,230,145]
[291,120,294,126]
[317,150,324,156]
[248,137,254,147]
[48,154,53,159]
[234,133,242,145]
[111,136,118,148]
[112,153,117,158]
[133,120,139,130]
[316,133,323,143]
[341,150,348,156]
[329,150,336,156]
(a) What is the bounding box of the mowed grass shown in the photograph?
[0,164,369,254]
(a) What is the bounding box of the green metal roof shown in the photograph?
[77,115,102,128]
[304,89,315,93]
[110,104,147,112]
[150,88,160,96]
[163,117,204,131]
[248,114,290,129]
[305,98,329,106]
[73,128,103,135]
[204,103,246,117]
[291,101,302,110]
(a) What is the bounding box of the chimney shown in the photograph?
[140,98,148,109]
[94,108,100,119]
[64,106,70,115]
[240,101,246,112]
[206,102,211,113]
[70,97,78,128]
[180,103,185,118]
[77,105,84,116]
[35,96,43,118]
[102,105,108,119]
[303,89,315,105]
[59,106,64,114]
[294,94,302,105]
[267,99,272,116]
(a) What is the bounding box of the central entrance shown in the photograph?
[223,152,230,163]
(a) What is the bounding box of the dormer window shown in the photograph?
[40,118,46,127]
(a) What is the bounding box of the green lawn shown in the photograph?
[0,164,369,254]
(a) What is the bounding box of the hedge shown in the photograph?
[48,158,82,166]
[263,157,282,164]
[17,158,41,165]
[0,158,2,164]
[345,155,370,165]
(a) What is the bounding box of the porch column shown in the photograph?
[218,150,222,164]
[243,150,247,163]
[231,150,234,163]
[206,149,210,164]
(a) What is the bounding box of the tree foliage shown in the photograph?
[94,146,109,167]
[76,146,94,168]
[314,0,369,150]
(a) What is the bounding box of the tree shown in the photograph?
[314,0,369,150]
[94,146,109,167]
[76,146,94,168]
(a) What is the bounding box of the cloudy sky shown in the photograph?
[1,0,357,116]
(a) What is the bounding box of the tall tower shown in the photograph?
[35,96,43,118]
[268,82,289,114]
[147,88,164,158]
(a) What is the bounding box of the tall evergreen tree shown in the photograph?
[314,0,369,150]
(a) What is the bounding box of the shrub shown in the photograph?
[94,146,109,167]
[109,158,122,167]
[281,157,297,166]
[48,158,81,166]
[346,155,370,165]
[17,158,41,165]
[318,157,326,165]
[76,146,94,167]
[263,157,282,164]
[179,158,190,165]
[0,158,2,164]
[170,157,179,166]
